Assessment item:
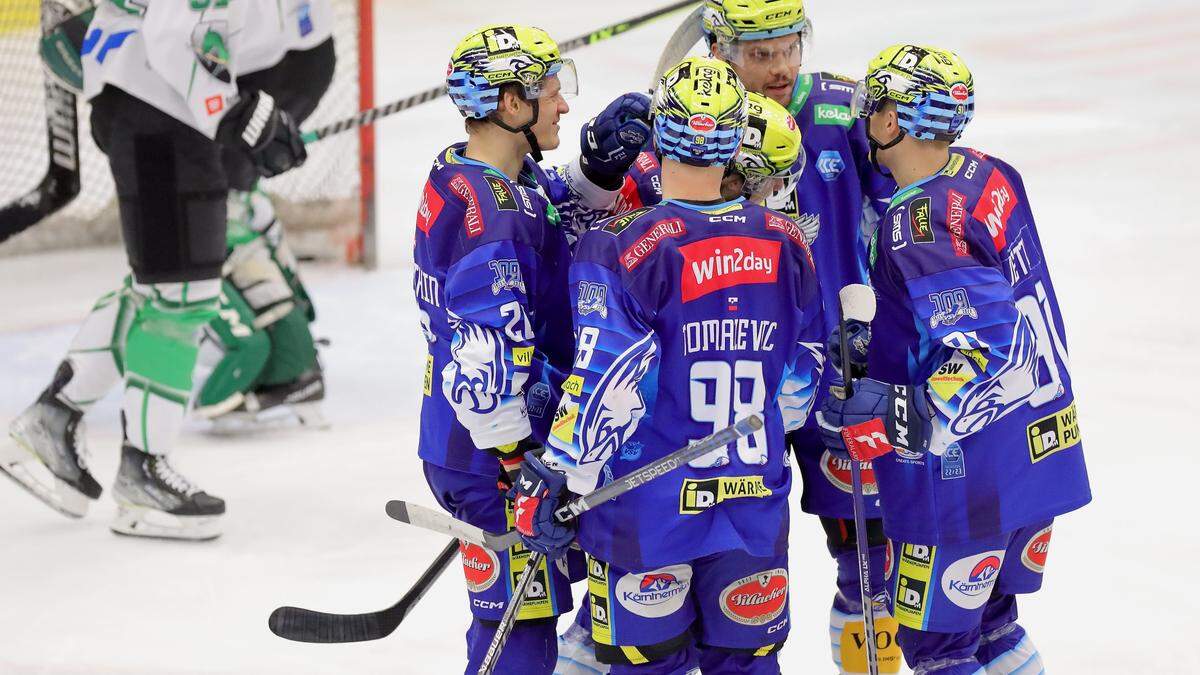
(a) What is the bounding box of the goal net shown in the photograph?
[0,0,374,263]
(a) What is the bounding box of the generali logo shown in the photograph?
[679,236,780,302]
[621,218,686,271]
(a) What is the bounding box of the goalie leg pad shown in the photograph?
[224,235,295,328]
[59,280,137,410]
[193,281,270,415]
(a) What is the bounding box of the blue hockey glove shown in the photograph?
[579,92,652,189]
[827,319,871,379]
[817,378,932,461]
[509,451,576,559]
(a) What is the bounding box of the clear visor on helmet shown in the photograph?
[718,25,811,71]
[734,144,805,203]
[522,58,579,101]
[850,79,880,119]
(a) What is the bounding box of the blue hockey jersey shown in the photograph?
[867,147,1091,544]
[413,144,576,477]
[543,198,826,570]
[608,74,895,518]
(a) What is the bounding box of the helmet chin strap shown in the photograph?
[868,128,904,176]
[490,98,543,162]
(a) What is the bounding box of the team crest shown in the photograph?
[577,281,608,318]
[489,259,525,296]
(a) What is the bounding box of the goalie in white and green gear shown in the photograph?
[193,188,325,428]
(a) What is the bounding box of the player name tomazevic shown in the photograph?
[683,319,778,355]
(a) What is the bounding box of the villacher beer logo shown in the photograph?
[1021,525,1053,573]
[688,113,717,132]
[460,541,499,592]
[820,450,879,495]
[719,569,788,626]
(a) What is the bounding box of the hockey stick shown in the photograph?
[388,414,763,551]
[301,0,701,143]
[267,537,459,643]
[0,78,81,245]
[475,414,762,675]
[836,284,882,675]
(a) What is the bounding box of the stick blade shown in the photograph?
[268,605,389,644]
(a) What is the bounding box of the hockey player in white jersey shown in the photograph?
[1,0,319,540]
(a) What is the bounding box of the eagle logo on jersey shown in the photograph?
[446,317,506,415]
[577,282,608,318]
[579,333,658,465]
[946,313,1041,439]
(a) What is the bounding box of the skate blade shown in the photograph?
[0,438,91,518]
[110,502,222,541]
[205,402,329,435]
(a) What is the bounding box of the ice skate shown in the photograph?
[207,367,328,434]
[2,396,102,518]
[110,444,225,541]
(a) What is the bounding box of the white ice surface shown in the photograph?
[2,0,1199,672]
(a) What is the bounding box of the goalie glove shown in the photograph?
[218,91,307,179]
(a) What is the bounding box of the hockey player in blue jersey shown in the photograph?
[510,56,825,674]
[818,45,1091,674]
[700,2,901,669]
[412,23,649,674]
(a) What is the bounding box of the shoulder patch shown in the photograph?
[633,152,659,174]
[909,197,935,244]
[972,168,1018,251]
[603,206,655,235]
[448,173,484,237]
[483,175,518,212]
[416,179,444,235]
[622,217,686,271]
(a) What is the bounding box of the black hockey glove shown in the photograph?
[489,438,543,491]
[218,91,307,179]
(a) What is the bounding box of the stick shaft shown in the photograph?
[477,551,546,675]
[303,1,700,143]
[840,307,879,674]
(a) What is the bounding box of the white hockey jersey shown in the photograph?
[81,0,333,138]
